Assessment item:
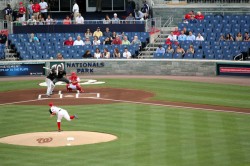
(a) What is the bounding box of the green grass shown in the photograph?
[0,78,250,166]
[0,104,249,166]
[1,78,250,108]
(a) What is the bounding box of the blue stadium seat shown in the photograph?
[194,53,203,59]
[215,54,223,60]
[164,53,172,59]
[183,53,193,59]
[173,53,183,59]
[206,53,215,59]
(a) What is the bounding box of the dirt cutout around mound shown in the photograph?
[0,131,117,147]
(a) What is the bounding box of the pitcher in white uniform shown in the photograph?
[49,102,78,132]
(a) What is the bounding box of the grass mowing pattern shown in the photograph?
[0,104,249,166]
[1,78,250,108]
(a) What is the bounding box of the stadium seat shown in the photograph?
[173,53,183,59]
[194,53,203,59]
[164,53,172,59]
[183,53,193,59]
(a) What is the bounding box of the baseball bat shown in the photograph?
[43,67,51,70]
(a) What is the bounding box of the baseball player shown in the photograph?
[49,102,78,132]
[66,72,84,92]
[53,68,70,85]
[45,68,56,97]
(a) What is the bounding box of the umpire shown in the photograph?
[53,68,69,85]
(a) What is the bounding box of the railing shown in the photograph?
[202,10,250,15]
[145,17,161,33]
[162,15,173,29]
[163,0,250,3]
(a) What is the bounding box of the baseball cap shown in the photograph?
[49,102,53,107]
[19,2,23,5]
[114,13,117,16]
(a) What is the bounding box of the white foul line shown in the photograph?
[90,97,250,115]
[0,99,47,106]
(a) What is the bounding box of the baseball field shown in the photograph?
[0,76,250,166]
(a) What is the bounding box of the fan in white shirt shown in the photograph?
[123,48,132,59]
[94,48,103,59]
[75,13,84,24]
[196,33,204,41]
[39,0,48,19]
[72,1,79,21]
[73,36,85,46]
[93,36,101,45]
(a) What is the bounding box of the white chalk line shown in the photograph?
[0,96,249,115]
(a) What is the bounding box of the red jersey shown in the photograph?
[32,4,41,13]
[64,40,74,46]
[184,14,191,20]
[195,14,204,20]
[112,39,122,45]
[19,6,26,14]
[173,31,180,36]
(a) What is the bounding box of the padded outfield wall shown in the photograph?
[1,60,250,77]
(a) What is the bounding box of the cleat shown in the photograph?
[58,129,62,132]
[74,114,78,119]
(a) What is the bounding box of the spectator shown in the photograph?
[183,19,189,24]
[103,48,111,58]
[189,15,197,24]
[27,15,37,25]
[113,48,121,58]
[123,47,132,59]
[112,36,122,45]
[75,13,84,24]
[219,34,225,41]
[111,13,120,24]
[63,15,71,25]
[178,31,187,41]
[141,0,149,19]
[96,0,102,12]
[131,36,142,46]
[166,45,174,54]
[29,33,39,43]
[37,14,44,25]
[14,17,22,26]
[32,1,40,20]
[155,45,165,54]
[119,32,127,40]
[73,36,85,46]
[134,9,144,20]
[0,31,7,48]
[235,32,243,41]
[167,31,177,41]
[195,11,204,20]
[165,38,172,45]
[175,45,185,57]
[243,32,250,41]
[93,36,101,45]
[93,27,103,38]
[186,45,195,54]
[126,13,135,24]
[196,33,204,41]
[45,15,54,25]
[3,4,12,28]
[103,37,112,45]
[225,33,234,41]
[18,2,26,22]
[122,36,131,45]
[103,27,112,38]
[85,29,93,38]
[56,53,64,60]
[111,31,117,40]
[82,50,93,58]
[186,31,196,41]
[84,37,92,45]
[173,27,180,36]
[39,0,48,19]
[27,0,33,19]
[72,1,79,21]
[103,14,111,24]
[64,37,74,46]
[183,27,189,36]
[184,11,194,20]
[94,48,102,59]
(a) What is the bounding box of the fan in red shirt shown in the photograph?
[18,2,26,22]
[112,36,122,45]
[195,11,204,20]
[184,11,194,20]
[173,27,180,36]
[32,1,41,20]
[64,37,74,46]
[66,72,84,92]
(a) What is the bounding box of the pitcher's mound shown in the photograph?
[0,131,117,147]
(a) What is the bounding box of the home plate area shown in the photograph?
[38,90,100,100]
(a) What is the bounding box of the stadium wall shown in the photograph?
[1,60,250,77]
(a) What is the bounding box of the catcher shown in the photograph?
[66,72,84,93]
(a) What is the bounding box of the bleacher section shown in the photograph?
[154,15,250,60]
[8,32,149,60]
